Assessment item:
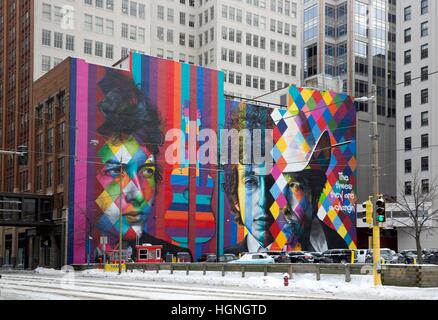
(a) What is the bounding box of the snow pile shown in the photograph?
[34,267,62,275]
[73,268,438,300]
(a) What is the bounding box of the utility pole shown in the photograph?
[118,153,123,275]
[370,84,382,286]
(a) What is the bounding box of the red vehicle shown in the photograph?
[135,245,163,263]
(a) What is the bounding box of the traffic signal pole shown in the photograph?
[370,85,382,286]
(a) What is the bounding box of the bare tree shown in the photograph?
[392,171,438,264]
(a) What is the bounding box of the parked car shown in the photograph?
[228,253,275,264]
[356,249,369,264]
[309,252,333,263]
[197,253,214,263]
[287,251,314,263]
[176,252,192,263]
[204,254,238,263]
[423,249,438,265]
[267,251,291,263]
[365,249,400,264]
[323,249,356,264]
[399,249,419,264]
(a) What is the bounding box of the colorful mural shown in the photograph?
[67,53,356,264]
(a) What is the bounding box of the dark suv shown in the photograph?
[204,254,237,263]
[323,249,355,263]
[287,251,314,263]
[267,251,291,263]
[423,249,438,264]
[309,252,333,263]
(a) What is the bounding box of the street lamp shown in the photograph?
[354,86,381,286]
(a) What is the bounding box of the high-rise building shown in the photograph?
[149,0,302,99]
[0,0,302,268]
[396,0,438,249]
[302,0,397,204]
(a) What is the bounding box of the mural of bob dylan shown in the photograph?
[223,103,277,254]
[224,105,348,255]
[94,70,193,260]
[278,110,348,252]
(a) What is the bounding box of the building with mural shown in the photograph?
[2,53,356,268]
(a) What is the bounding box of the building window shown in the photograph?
[421,111,428,126]
[404,94,412,108]
[54,32,63,49]
[404,115,412,130]
[84,39,93,55]
[421,89,429,104]
[95,41,103,57]
[421,134,429,148]
[404,137,412,151]
[66,35,75,51]
[47,128,54,154]
[47,162,53,188]
[421,157,429,171]
[36,166,43,191]
[421,66,429,81]
[404,6,411,21]
[84,14,93,32]
[58,122,65,152]
[422,179,429,194]
[105,44,114,59]
[405,159,412,174]
[42,29,51,46]
[404,72,411,86]
[405,181,412,196]
[421,0,429,14]
[58,158,65,185]
[421,44,429,59]
[404,50,411,64]
[179,33,186,46]
[421,22,429,37]
[41,56,51,72]
[404,28,411,43]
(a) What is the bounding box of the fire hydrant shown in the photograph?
[283,273,289,287]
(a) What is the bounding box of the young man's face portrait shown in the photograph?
[95,136,157,238]
[236,164,275,248]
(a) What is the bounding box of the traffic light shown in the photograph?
[362,197,373,225]
[376,195,386,223]
[18,145,28,166]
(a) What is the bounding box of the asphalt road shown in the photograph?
[0,272,337,300]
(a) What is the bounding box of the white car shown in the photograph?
[228,253,275,264]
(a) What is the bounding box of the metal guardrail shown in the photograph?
[73,262,373,283]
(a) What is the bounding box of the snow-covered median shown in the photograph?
[32,267,438,300]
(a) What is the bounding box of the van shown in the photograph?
[356,249,369,263]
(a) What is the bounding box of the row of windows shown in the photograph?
[404,179,430,195]
[403,44,429,65]
[221,4,297,37]
[404,66,430,86]
[157,5,214,27]
[404,112,429,130]
[42,30,75,51]
[404,134,429,152]
[403,21,429,43]
[41,56,65,73]
[83,40,114,59]
[404,157,429,174]
[35,158,65,191]
[156,27,213,48]
[84,0,115,11]
[156,48,196,65]
[404,0,429,21]
[403,89,429,106]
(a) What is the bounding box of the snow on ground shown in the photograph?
[32,267,438,300]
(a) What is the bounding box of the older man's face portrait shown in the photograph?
[96,136,157,238]
[236,164,275,248]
